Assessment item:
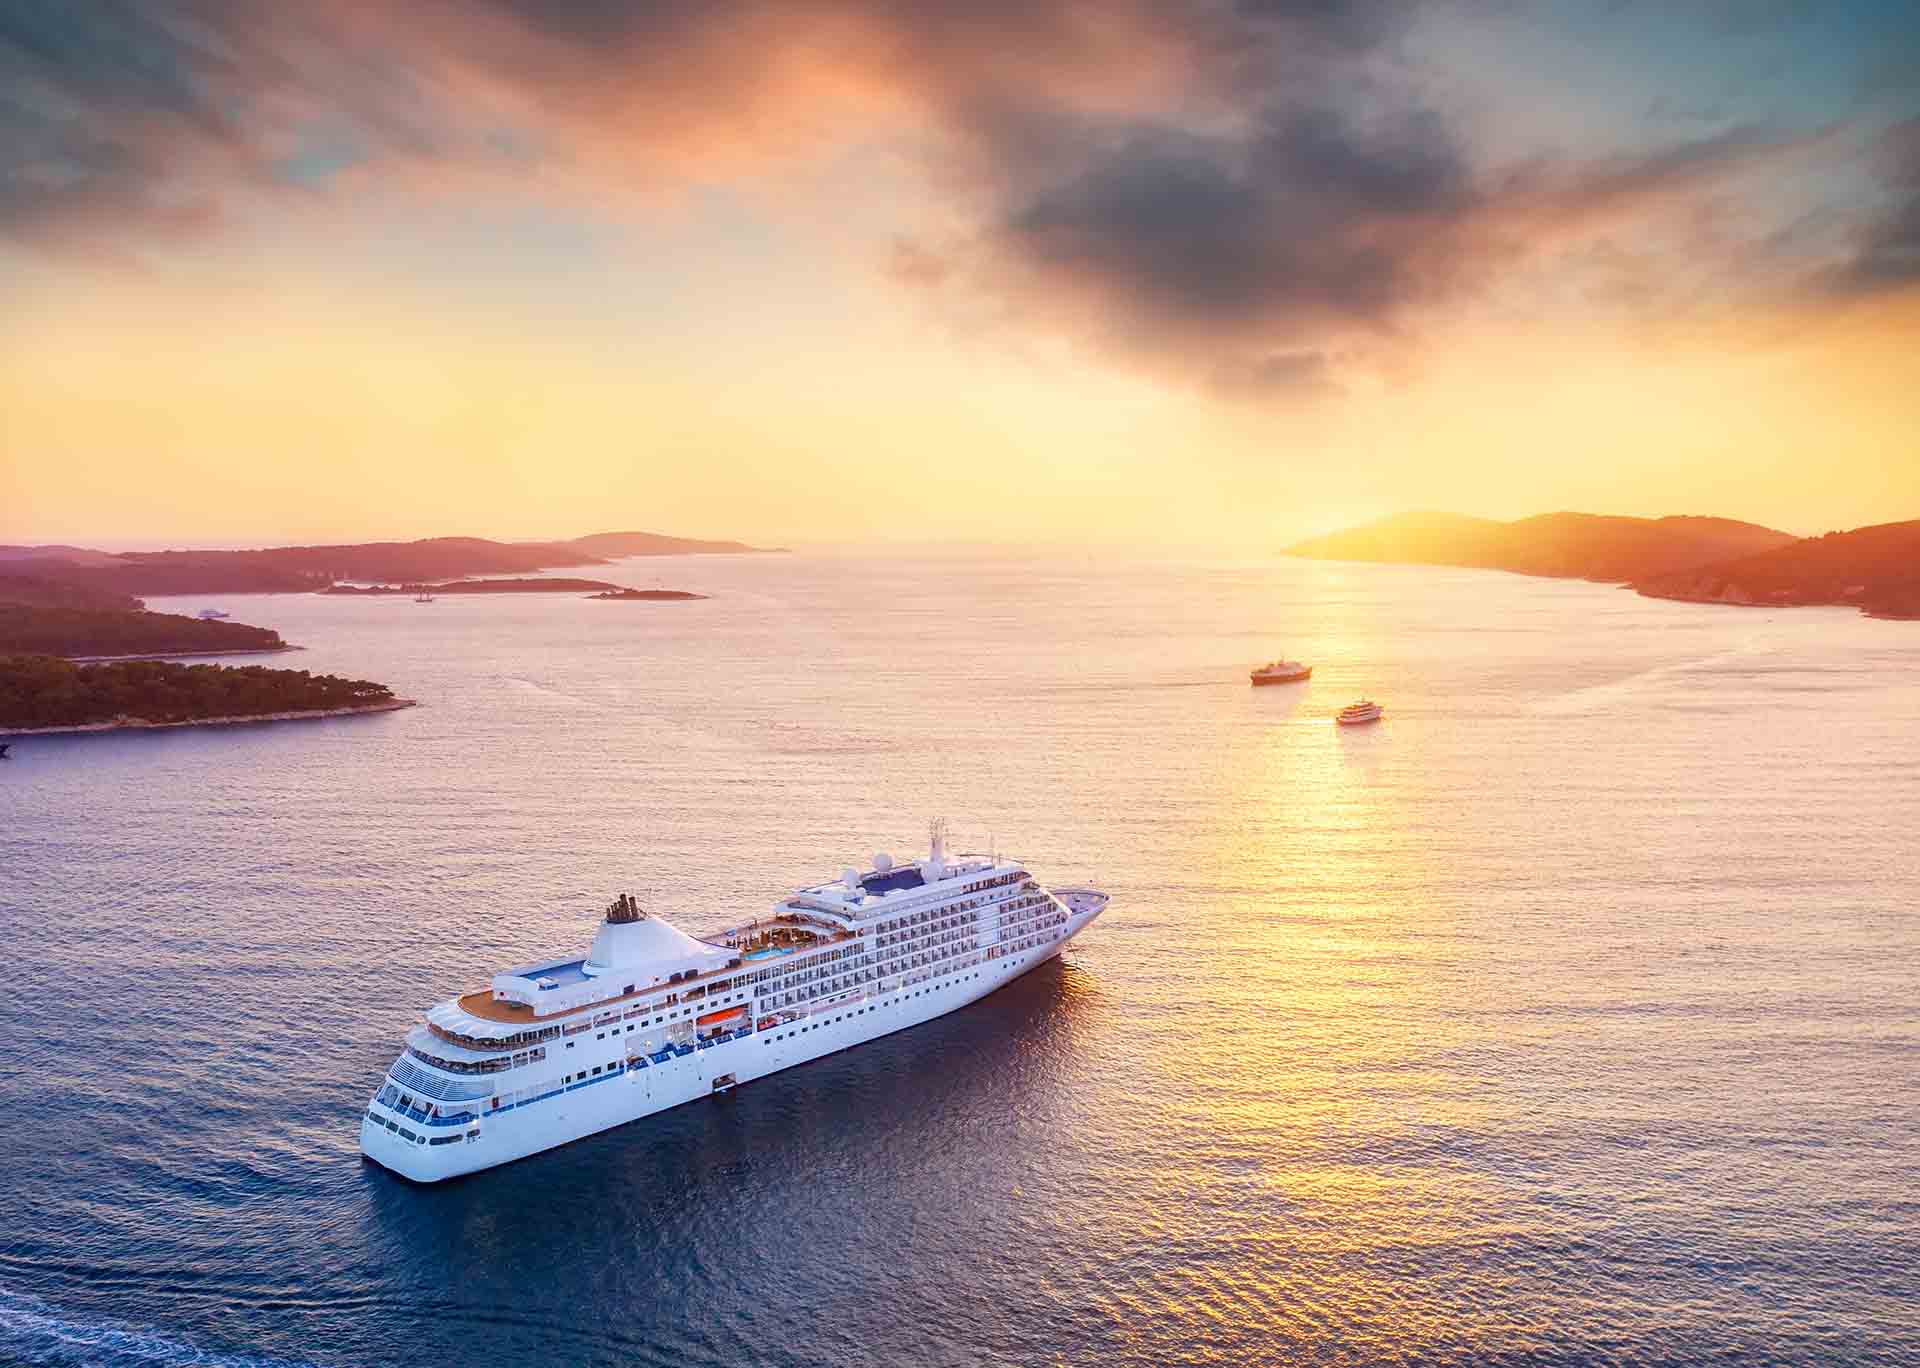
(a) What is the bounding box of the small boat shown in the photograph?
[413,593,435,603]
[197,608,230,620]
[0,743,10,759]
[1250,659,1312,685]
[1336,700,1384,726]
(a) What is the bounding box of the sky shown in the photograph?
[2,0,1917,551]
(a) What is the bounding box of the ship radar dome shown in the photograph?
[873,851,893,872]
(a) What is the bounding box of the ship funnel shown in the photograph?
[605,892,645,924]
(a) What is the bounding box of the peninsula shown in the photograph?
[0,655,412,735]
[1285,512,1920,620]
[0,574,288,659]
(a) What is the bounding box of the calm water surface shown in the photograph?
[4,554,1918,1366]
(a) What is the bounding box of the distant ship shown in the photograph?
[413,593,435,603]
[1250,659,1312,685]
[360,823,1108,1182]
[196,608,229,620]
[1336,700,1384,726]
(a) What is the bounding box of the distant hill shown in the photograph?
[13,529,772,597]
[1286,511,1797,583]
[88,537,603,591]
[1634,520,1920,619]
[32,556,326,596]
[0,545,124,567]
[568,530,771,556]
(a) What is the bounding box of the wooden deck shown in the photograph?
[456,990,541,1024]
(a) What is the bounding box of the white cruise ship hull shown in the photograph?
[361,892,1105,1183]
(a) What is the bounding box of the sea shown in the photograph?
[4,553,1918,1367]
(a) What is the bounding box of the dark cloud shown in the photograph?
[995,107,1471,339]
[961,101,1801,391]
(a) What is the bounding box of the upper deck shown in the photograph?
[428,838,1035,1044]
[774,853,1023,922]
[441,912,856,1035]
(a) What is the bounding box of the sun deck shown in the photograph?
[450,918,853,1028]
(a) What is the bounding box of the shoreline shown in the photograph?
[62,646,302,663]
[2,697,417,737]
[1633,588,1916,619]
[589,589,708,601]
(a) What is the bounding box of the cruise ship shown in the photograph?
[360,825,1108,1182]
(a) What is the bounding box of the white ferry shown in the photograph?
[1336,700,1384,725]
[360,824,1108,1182]
[1250,659,1312,685]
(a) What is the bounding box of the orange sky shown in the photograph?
[3,2,1917,550]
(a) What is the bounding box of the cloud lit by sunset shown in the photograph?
[4,0,1916,547]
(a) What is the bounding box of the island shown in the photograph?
[1285,511,1920,620]
[0,573,289,659]
[0,655,413,735]
[588,588,707,601]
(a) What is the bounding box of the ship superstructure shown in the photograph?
[360,825,1107,1181]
